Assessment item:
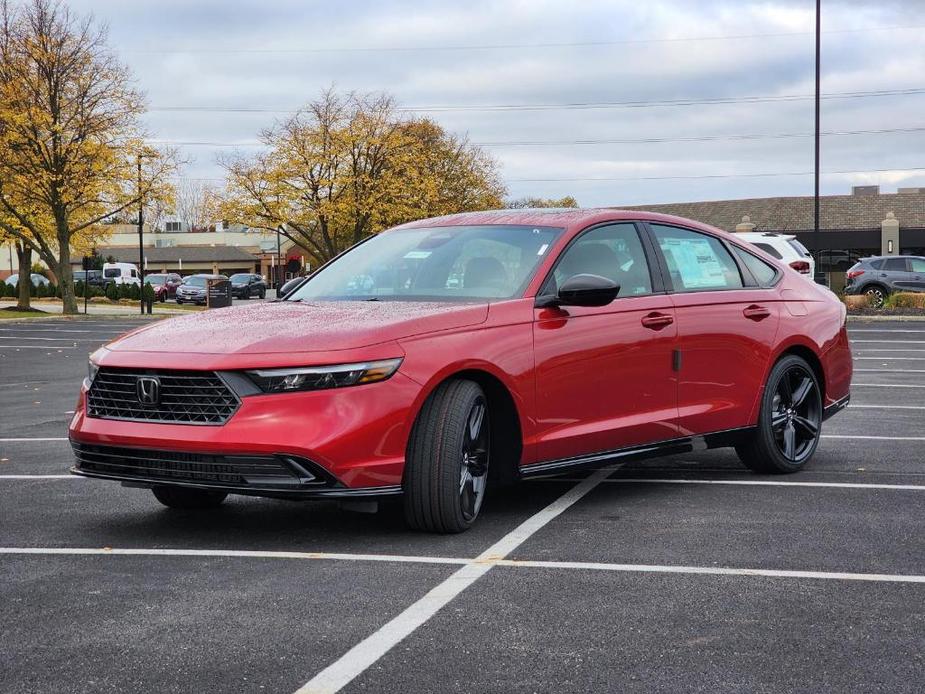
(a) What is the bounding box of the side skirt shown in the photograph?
[823,394,850,422]
[520,427,756,478]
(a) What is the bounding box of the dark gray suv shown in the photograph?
[845,255,925,305]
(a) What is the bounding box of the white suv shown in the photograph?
[735,232,815,280]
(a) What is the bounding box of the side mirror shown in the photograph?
[544,273,620,308]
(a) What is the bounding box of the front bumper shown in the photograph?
[69,368,422,493]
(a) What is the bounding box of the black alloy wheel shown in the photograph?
[736,354,822,474]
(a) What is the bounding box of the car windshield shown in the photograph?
[145,276,166,285]
[229,274,250,282]
[184,277,206,287]
[287,224,563,303]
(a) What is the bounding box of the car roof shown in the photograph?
[387,208,735,238]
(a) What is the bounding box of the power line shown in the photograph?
[144,125,925,149]
[507,167,925,183]
[176,167,925,185]
[146,87,925,115]
[124,24,925,54]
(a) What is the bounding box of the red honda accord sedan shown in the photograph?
[70,209,852,532]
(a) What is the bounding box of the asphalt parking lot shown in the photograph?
[1,317,924,693]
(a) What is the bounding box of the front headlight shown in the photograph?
[88,359,99,384]
[246,358,403,393]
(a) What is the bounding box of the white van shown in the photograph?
[102,262,141,286]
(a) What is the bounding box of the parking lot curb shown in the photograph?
[847,314,925,322]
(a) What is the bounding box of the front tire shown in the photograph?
[736,355,823,474]
[403,379,490,533]
[152,486,227,509]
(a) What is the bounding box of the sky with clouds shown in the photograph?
[68,0,925,207]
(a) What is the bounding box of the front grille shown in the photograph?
[87,368,239,425]
[71,442,326,488]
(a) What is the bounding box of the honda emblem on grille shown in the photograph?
[136,376,160,406]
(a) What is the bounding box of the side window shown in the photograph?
[883,258,908,272]
[869,259,885,270]
[543,223,652,298]
[733,246,779,287]
[753,242,783,260]
[911,258,925,273]
[651,225,744,292]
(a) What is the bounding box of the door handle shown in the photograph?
[641,312,674,330]
[743,304,771,321]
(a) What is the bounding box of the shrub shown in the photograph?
[884,292,925,309]
[127,283,141,301]
[105,282,119,302]
[842,294,867,310]
[35,282,47,298]
[141,282,155,303]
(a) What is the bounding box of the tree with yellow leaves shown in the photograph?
[219,88,505,265]
[0,0,175,314]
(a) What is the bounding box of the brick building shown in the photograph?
[621,185,925,286]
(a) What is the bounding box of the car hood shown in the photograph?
[106,300,489,355]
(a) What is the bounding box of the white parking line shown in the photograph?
[0,345,78,349]
[823,435,925,441]
[0,438,69,442]
[530,478,925,491]
[294,467,615,694]
[0,475,75,479]
[3,547,922,588]
[851,339,925,344]
[853,369,925,373]
[849,404,925,409]
[850,329,925,333]
[854,357,925,361]
[494,560,925,584]
[853,383,925,388]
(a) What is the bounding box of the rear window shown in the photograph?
[733,247,779,286]
[753,242,783,260]
[103,268,120,278]
[787,239,811,257]
[883,258,908,272]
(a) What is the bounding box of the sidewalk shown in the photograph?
[0,300,191,317]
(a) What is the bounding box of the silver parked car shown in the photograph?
[844,256,925,306]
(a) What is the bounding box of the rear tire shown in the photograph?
[736,355,823,474]
[403,379,490,533]
[152,486,227,509]
[863,284,888,307]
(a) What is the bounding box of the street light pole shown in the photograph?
[137,155,144,314]
[813,0,822,282]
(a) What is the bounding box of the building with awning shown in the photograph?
[76,245,260,277]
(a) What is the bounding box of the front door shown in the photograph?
[533,222,679,462]
[908,257,925,292]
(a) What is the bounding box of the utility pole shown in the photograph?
[137,155,144,314]
[276,225,283,290]
[813,0,822,282]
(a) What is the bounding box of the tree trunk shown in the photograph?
[15,243,31,311]
[56,249,77,315]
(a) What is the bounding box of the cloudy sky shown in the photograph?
[69,0,925,207]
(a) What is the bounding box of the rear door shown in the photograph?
[647,223,781,436]
[532,222,679,462]
[881,257,913,290]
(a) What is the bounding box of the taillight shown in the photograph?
[789,260,811,274]
[846,269,865,279]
